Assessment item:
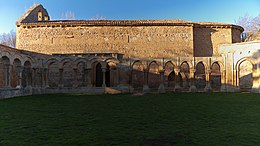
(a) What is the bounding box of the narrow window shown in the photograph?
[44,15,49,21]
[38,11,42,21]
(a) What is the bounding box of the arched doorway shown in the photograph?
[95,63,103,87]
[132,61,144,90]
[148,62,160,90]
[210,62,221,90]
[239,60,253,91]
[180,61,190,90]
[195,62,206,90]
[164,61,175,89]
[168,71,175,89]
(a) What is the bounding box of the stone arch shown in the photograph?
[59,58,73,68]
[22,60,32,88]
[148,61,160,90]
[11,58,22,88]
[105,57,120,64]
[74,58,87,67]
[23,56,36,68]
[164,61,175,89]
[164,61,175,76]
[45,58,59,68]
[168,71,176,89]
[180,61,190,89]
[238,59,253,91]
[132,61,144,90]
[0,56,11,88]
[89,57,104,67]
[0,51,12,60]
[10,54,23,65]
[195,62,206,90]
[195,59,209,71]
[210,62,221,90]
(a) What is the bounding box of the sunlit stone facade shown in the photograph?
[1,4,260,98]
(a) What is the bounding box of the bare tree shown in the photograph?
[235,14,260,41]
[0,30,16,48]
[61,11,76,20]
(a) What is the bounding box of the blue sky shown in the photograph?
[0,0,259,33]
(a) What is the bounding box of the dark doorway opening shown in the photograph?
[96,63,103,87]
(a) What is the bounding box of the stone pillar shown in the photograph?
[73,68,78,88]
[174,68,182,92]
[32,68,36,87]
[102,68,106,88]
[40,68,44,88]
[59,68,63,88]
[143,69,150,93]
[220,70,226,92]
[117,66,121,86]
[85,68,92,87]
[7,64,12,88]
[158,70,165,93]
[252,64,260,93]
[113,68,119,86]
[189,69,197,92]
[114,67,119,86]
[4,64,11,88]
[45,68,49,88]
[27,68,33,88]
[204,70,212,92]
[82,68,86,87]
[233,69,239,92]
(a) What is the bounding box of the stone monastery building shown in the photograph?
[1,4,260,98]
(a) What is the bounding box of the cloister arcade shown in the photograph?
[0,44,258,98]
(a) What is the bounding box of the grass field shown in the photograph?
[0,93,260,145]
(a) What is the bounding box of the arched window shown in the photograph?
[38,11,42,21]
[44,15,49,21]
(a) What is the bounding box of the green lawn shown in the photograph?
[1,93,260,146]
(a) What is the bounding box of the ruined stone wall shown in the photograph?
[17,25,194,58]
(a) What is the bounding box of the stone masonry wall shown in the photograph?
[194,27,232,57]
[17,25,194,58]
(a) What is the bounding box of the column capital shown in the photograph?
[174,68,180,73]
[190,69,196,73]
[205,70,211,74]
